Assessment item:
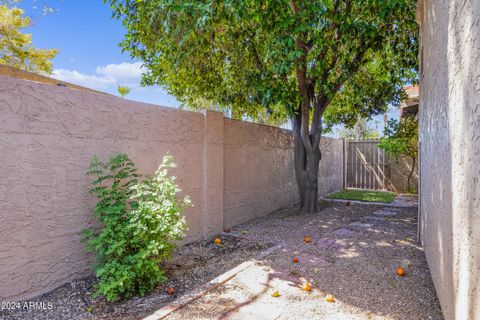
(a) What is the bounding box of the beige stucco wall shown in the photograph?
[418,0,480,319]
[0,75,208,301]
[0,75,344,301]
[223,119,344,228]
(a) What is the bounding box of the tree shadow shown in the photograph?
[175,203,443,319]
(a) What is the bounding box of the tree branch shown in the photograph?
[251,43,264,71]
[290,0,313,153]
[311,47,368,147]
[248,31,264,71]
[310,0,354,140]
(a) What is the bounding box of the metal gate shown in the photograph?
[344,139,389,190]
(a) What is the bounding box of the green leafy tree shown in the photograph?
[117,84,131,98]
[106,0,418,213]
[379,116,418,193]
[83,153,191,301]
[0,4,58,73]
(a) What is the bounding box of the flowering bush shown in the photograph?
[83,153,190,301]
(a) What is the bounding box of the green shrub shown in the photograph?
[82,153,191,302]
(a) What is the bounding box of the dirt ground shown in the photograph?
[3,200,443,320]
[163,201,444,320]
[2,236,269,320]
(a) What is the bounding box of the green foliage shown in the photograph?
[117,85,131,98]
[379,116,418,159]
[83,153,191,302]
[328,189,395,203]
[379,116,418,192]
[0,4,58,73]
[105,0,418,127]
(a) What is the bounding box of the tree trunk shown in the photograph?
[407,156,416,193]
[292,115,322,213]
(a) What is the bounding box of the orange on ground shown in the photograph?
[326,294,335,302]
[302,283,312,292]
[214,237,222,245]
[293,256,299,263]
[396,267,405,276]
[303,236,312,243]
[166,287,175,295]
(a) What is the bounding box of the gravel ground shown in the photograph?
[4,201,443,320]
[165,201,444,320]
[1,235,268,320]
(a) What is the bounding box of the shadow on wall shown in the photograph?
[388,156,418,193]
[345,139,417,192]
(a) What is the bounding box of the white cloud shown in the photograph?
[53,69,116,90]
[51,62,180,108]
[52,62,144,91]
[96,62,143,84]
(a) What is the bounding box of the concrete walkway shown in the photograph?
[145,201,442,320]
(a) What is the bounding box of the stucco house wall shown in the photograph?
[418,0,480,319]
[0,74,344,301]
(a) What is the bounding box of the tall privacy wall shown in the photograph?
[0,75,344,301]
[418,1,480,319]
[223,119,344,228]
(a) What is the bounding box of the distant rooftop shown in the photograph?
[404,85,419,98]
[401,85,419,118]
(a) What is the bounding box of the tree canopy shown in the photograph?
[0,4,58,74]
[107,0,417,126]
[107,0,418,212]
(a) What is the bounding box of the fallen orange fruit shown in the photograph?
[326,294,335,302]
[166,287,175,295]
[302,283,312,292]
[396,267,405,276]
[293,256,299,263]
[303,236,312,243]
[214,237,222,245]
[271,290,280,297]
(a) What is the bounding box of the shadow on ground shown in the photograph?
[164,202,443,320]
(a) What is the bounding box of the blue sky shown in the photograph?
[19,0,180,107]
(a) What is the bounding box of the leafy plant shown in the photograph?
[117,85,131,98]
[83,153,191,302]
[379,116,418,193]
